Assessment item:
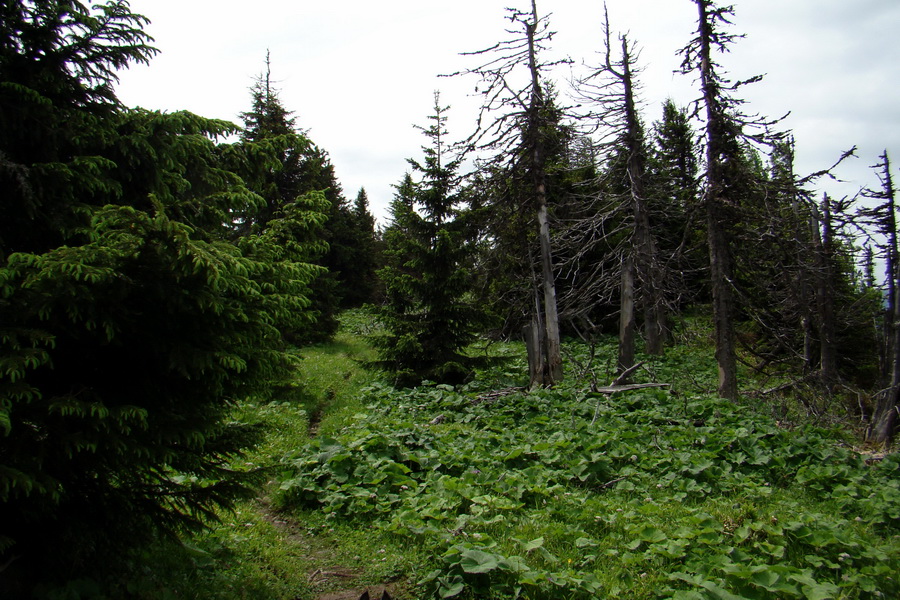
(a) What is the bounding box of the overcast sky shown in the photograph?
[114,0,900,224]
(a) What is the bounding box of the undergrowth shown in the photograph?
[41,311,899,599]
[277,334,900,599]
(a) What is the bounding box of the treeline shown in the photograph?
[0,0,897,595]
[374,1,898,441]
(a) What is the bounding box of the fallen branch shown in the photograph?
[601,476,628,489]
[609,361,646,387]
[588,368,670,425]
[592,382,670,394]
[473,386,525,404]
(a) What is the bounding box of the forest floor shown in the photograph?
[134,310,900,600]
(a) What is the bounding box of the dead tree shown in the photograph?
[678,0,780,400]
[449,0,568,387]
[859,151,900,443]
[569,6,665,378]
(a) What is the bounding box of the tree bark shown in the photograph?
[707,204,738,399]
[621,37,665,356]
[813,196,838,389]
[618,254,636,376]
[525,0,562,387]
[696,0,738,400]
[536,197,563,384]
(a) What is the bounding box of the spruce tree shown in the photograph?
[0,2,325,590]
[647,100,704,309]
[237,56,339,341]
[374,94,487,386]
[237,51,313,236]
[341,187,380,306]
[239,58,381,326]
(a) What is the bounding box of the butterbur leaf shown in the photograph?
[459,548,499,574]
[698,580,753,600]
[438,579,465,598]
[536,546,558,563]
[497,555,530,573]
[748,570,800,595]
[788,573,839,600]
[523,536,545,552]
[637,525,667,543]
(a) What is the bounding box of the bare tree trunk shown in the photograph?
[707,204,738,399]
[618,254,636,376]
[879,154,898,388]
[453,0,563,387]
[536,198,563,384]
[697,0,738,400]
[813,195,838,389]
[620,37,665,356]
[869,152,899,443]
[525,0,562,387]
[633,181,664,355]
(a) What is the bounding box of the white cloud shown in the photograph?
[115,0,900,223]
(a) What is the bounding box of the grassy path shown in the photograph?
[136,322,417,600]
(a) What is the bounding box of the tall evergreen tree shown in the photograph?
[237,56,347,341]
[0,3,325,590]
[237,51,312,236]
[649,99,703,304]
[342,187,380,305]
[374,93,488,386]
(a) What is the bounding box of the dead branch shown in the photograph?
[592,382,670,394]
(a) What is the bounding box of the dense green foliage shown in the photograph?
[279,336,900,599]
[237,57,379,342]
[2,0,898,597]
[0,1,327,590]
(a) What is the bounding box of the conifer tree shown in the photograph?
[237,56,344,340]
[341,187,380,305]
[649,99,703,301]
[237,51,312,235]
[0,2,325,590]
[374,94,487,386]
